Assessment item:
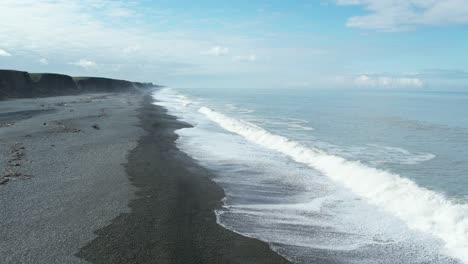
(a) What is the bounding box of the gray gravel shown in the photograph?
[0,93,144,264]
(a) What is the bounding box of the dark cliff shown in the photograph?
[31,73,80,96]
[74,77,139,93]
[0,70,34,99]
[0,69,157,100]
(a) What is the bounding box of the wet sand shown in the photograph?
[0,92,290,264]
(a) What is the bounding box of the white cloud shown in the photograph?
[353,74,424,88]
[0,0,336,88]
[39,58,48,65]
[0,49,12,57]
[336,0,468,31]
[71,59,97,69]
[0,1,254,80]
[233,54,257,62]
[202,46,230,56]
[333,70,468,89]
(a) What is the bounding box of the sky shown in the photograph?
[1,0,468,90]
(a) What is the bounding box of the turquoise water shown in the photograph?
[154,88,468,264]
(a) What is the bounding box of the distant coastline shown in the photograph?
[0,69,161,100]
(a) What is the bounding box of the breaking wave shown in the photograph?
[198,106,468,263]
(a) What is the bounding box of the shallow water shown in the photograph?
[153,88,468,264]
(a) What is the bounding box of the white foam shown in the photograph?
[329,143,436,165]
[365,144,435,165]
[226,197,327,213]
[198,106,468,263]
[252,117,315,131]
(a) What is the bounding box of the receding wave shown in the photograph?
[198,106,468,263]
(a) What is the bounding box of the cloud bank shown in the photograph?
[336,0,468,31]
[355,74,424,88]
[336,74,425,88]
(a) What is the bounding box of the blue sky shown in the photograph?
[1,0,468,89]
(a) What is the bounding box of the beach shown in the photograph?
[0,91,290,264]
[2,1,467,263]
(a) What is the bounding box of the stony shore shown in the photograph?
[0,91,290,264]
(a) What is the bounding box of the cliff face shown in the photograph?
[0,70,34,99]
[31,73,80,96]
[0,69,157,100]
[74,77,138,93]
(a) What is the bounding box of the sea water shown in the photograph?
[153,88,468,264]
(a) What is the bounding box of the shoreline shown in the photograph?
[0,91,290,263]
[77,94,291,263]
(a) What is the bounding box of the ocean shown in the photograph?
[153,88,468,264]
